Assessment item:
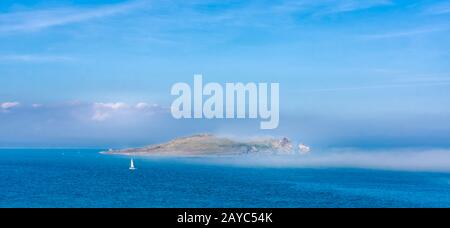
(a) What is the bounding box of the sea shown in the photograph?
[1,149,450,208]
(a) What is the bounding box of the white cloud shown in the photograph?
[135,102,159,109]
[32,104,43,108]
[135,102,150,109]
[1,102,20,109]
[94,102,128,110]
[92,102,129,121]
[0,0,148,33]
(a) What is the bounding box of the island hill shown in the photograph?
[102,134,311,156]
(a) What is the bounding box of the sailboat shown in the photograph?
[129,158,136,170]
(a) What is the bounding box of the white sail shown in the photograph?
[129,158,136,170]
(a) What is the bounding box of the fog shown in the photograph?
[171,148,450,173]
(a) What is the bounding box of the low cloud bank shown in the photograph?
[182,148,450,172]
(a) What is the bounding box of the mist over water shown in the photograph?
[158,148,450,172]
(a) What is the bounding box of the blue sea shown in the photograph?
[1,149,450,208]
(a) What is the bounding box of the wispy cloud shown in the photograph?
[302,81,450,93]
[272,0,392,15]
[424,1,450,15]
[130,0,394,34]
[0,0,147,33]
[0,0,393,39]
[360,26,448,39]
[314,0,392,15]
[0,54,73,62]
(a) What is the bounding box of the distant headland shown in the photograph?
[101,134,310,156]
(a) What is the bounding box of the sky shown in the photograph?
[1,0,450,148]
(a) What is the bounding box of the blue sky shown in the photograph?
[1,0,450,148]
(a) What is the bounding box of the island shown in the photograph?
[102,134,310,156]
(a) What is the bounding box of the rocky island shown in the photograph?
[102,134,309,156]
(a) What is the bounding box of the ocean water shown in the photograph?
[1,149,450,208]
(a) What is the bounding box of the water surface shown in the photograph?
[1,149,450,207]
